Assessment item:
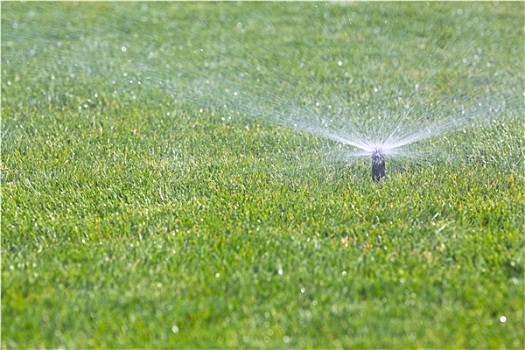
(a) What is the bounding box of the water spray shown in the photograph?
[371,148,386,182]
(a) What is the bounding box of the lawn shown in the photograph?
[2,2,524,348]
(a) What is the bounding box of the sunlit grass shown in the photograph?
[2,2,524,348]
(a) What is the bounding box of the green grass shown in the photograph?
[2,2,524,348]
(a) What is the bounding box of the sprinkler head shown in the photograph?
[371,149,386,182]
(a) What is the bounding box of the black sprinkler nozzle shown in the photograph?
[372,149,386,182]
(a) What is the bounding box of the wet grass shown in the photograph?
[2,2,524,348]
